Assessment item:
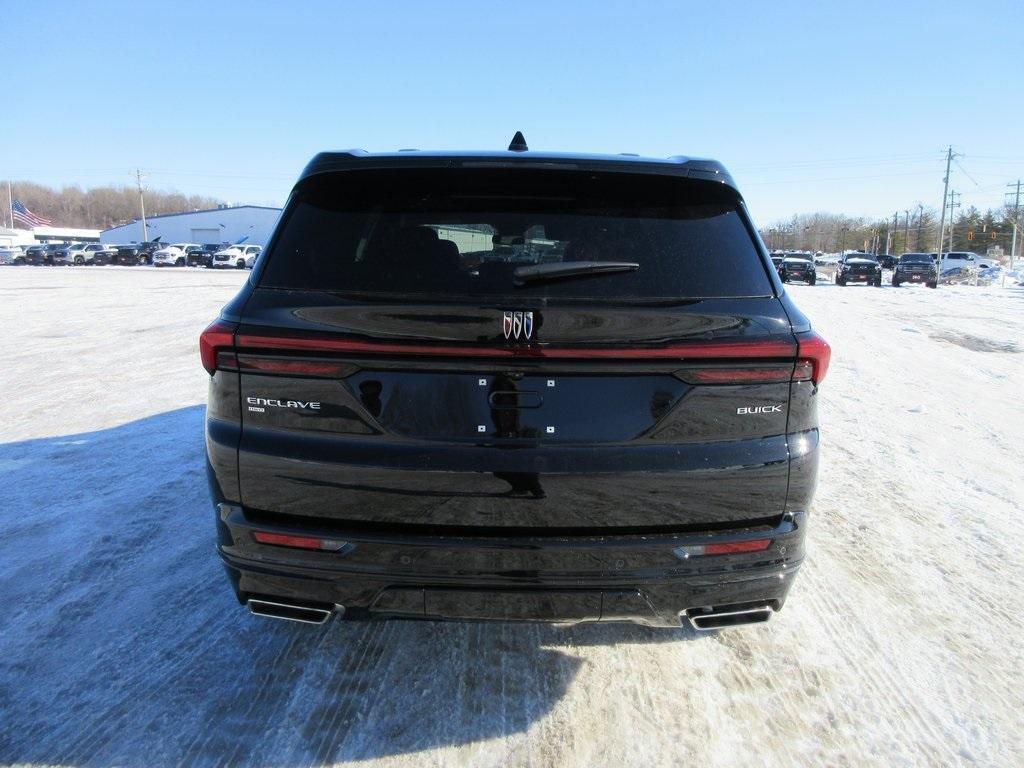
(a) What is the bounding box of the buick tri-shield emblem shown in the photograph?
[503,310,533,341]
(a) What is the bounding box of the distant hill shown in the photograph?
[6,181,224,230]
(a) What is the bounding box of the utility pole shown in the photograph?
[916,204,924,251]
[947,190,961,253]
[903,209,911,255]
[935,146,960,280]
[134,169,148,241]
[1007,180,1024,268]
[886,211,898,255]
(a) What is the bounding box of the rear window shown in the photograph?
[258,169,771,301]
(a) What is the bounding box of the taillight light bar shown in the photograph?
[232,331,797,361]
[201,322,830,386]
[252,531,348,551]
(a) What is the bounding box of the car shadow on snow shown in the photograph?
[0,406,698,767]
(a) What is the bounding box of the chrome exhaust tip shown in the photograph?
[247,599,334,625]
[684,602,776,631]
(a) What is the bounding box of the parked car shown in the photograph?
[135,241,165,265]
[0,245,22,265]
[152,243,201,267]
[877,253,898,269]
[892,253,937,288]
[52,243,92,265]
[778,254,816,285]
[113,245,143,265]
[82,244,116,265]
[41,243,70,265]
[939,251,997,271]
[200,142,830,629]
[23,245,48,265]
[112,243,162,265]
[211,244,262,269]
[836,252,882,286]
[769,253,784,271]
[77,244,115,266]
[187,243,228,267]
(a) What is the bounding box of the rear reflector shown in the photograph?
[705,539,773,555]
[252,531,348,551]
[235,356,356,378]
[673,538,771,559]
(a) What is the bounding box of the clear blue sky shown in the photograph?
[6,0,1023,224]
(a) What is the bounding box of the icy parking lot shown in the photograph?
[1,267,1022,767]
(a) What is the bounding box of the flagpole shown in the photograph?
[6,181,12,230]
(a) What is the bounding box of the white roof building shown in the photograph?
[100,205,282,246]
[0,226,102,246]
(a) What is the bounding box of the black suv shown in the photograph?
[892,253,938,288]
[201,141,830,630]
[778,253,816,285]
[836,252,882,286]
[114,245,142,265]
[188,243,228,267]
[23,245,49,265]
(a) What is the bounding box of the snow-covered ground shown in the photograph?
[1,267,1022,767]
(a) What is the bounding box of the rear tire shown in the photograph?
[874,276,883,287]
[176,257,185,266]
[836,277,846,286]
[927,281,937,289]
[892,277,901,287]
[236,259,245,269]
[74,256,84,265]
[807,275,816,285]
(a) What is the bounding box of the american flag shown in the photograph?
[12,200,53,228]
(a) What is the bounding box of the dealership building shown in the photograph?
[100,205,282,246]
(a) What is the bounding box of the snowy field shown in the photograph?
[1,267,1022,767]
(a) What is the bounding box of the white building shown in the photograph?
[100,205,282,246]
[0,226,102,247]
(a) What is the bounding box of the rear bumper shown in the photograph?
[216,503,807,627]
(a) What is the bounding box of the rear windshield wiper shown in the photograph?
[513,261,640,286]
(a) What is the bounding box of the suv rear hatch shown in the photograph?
[215,167,823,533]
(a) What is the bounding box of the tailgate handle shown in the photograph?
[488,390,543,409]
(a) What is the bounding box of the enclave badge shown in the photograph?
[503,310,534,341]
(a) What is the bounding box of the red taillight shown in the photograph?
[795,331,831,385]
[252,531,348,551]
[199,319,238,375]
